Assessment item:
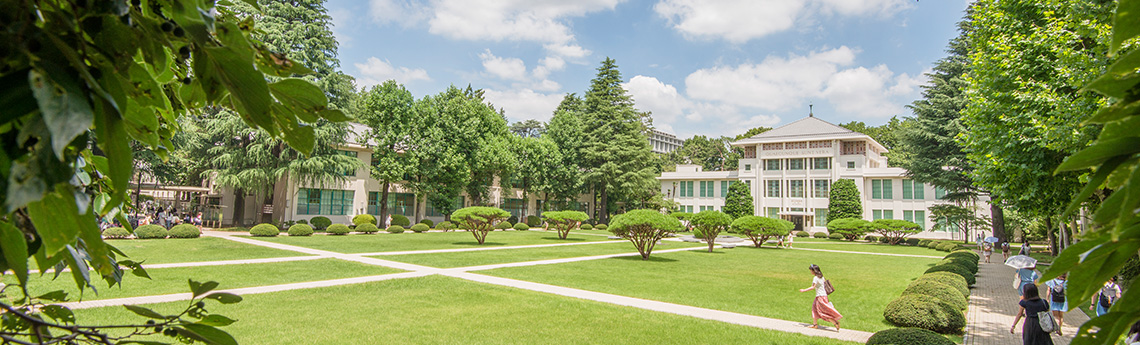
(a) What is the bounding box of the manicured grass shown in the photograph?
[4,259,402,301]
[250,230,617,253]
[104,237,307,264]
[76,275,859,345]
[482,246,942,332]
[791,242,946,256]
[377,240,705,268]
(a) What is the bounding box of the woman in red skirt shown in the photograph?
[799,264,842,331]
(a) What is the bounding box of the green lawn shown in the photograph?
[249,230,616,253]
[791,242,946,256]
[103,237,308,264]
[76,275,858,345]
[5,259,402,301]
[481,245,941,332]
[377,240,705,268]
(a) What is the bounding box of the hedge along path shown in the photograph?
[28,255,324,274]
[788,247,944,259]
[964,259,1087,345]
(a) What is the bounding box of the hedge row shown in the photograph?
[866,327,955,345]
[882,250,977,335]
[923,240,966,252]
[104,224,202,240]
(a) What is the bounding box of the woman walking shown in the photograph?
[982,241,993,263]
[799,264,841,331]
[1015,264,1040,296]
[1090,276,1121,316]
[1044,273,1067,336]
[1010,284,1054,345]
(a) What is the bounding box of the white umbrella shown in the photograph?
[984,236,1000,243]
[1005,255,1037,269]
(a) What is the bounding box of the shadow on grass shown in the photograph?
[542,237,588,242]
[612,255,679,262]
[451,242,507,246]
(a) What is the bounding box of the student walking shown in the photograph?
[1010,284,1055,345]
[1019,242,1032,256]
[798,264,841,332]
[1090,276,1121,316]
[1044,273,1068,336]
[982,241,993,263]
[1002,242,1011,261]
[1015,265,1040,296]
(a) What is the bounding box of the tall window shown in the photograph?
[766,180,781,198]
[814,208,828,226]
[764,159,781,171]
[873,209,894,220]
[787,158,805,170]
[812,157,830,170]
[338,150,358,176]
[501,198,527,218]
[297,189,353,215]
[812,180,830,198]
[686,205,694,213]
[872,179,893,199]
[721,181,733,197]
[903,210,927,230]
[679,181,695,197]
[367,192,414,216]
[903,179,925,199]
[767,207,779,218]
[700,181,715,197]
[789,180,805,198]
[935,186,948,199]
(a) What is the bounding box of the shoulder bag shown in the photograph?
[824,279,835,295]
[1038,308,1058,333]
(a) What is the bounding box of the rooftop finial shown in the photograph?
[809,103,814,117]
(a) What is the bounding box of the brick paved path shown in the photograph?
[965,260,1088,345]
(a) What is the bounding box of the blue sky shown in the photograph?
[325,0,970,139]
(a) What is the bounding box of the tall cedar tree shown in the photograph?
[543,94,586,209]
[722,181,754,219]
[828,179,863,221]
[580,58,658,223]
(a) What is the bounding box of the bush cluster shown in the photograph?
[866,327,955,345]
[353,214,377,226]
[390,214,411,227]
[883,295,965,334]
[507,215,519,224]
[411,224,430,233]
[512,222,530,231]
[883,249,975,334]
[581,224,594,230]
[526,215,541,227]
[102,227,131,239]
[169,224,201,238]
[812,232,828,238]
[287,224,314,236]
[913,272,969,297]
[828,233,844,240]
[903,281,968,310]
[309,216,332,230]
[437,221,455,231]
[295,219,308,225]
[795,231,809,237]
[925,264,975,286]
[496,221,513,230]
[387,225,405,234]
[904,238,921,246]
[135,225,169,239]
[249,223,279,237]
[595,223,607,230]
[356,223,379,234]
[419,219,434,228]
[326,224,350,235]
[919,239,932,247]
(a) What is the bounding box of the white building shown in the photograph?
[649,128,683,154]
[658,115,986,238]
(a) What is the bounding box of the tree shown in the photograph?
[0,0,340,342]
[510,119,546,138]
[665,135,740,171]
[579,58,659,224]
[511,136,570,216]
[828,179,863,220]
[722,181,754,219]
[542,211,589,240]
[827,218,872,241]
[544,103,585,206]
[609,209,683,260]
[356,81,417,224]
[728,216,792,248]
[690,210,733,252]
[670,211,695,231]
[871,219,921,245]
[929,204,990,242]
[733,127,772,141]
[451,206,511,244]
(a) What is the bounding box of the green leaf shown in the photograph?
[204,45,275,134]
[197,314,236,327]
[1062,157,1126,217]
[203,292,242,304]
[176,323,238,345]
[269,78,328,117]
[0,68,37,126]
[1086,98,1140,124]
[25,186,83,257]
[123,305,165,319]
[189,279,219,297]
[1111,0,1140,54]
[94,98,133,215]
[40,305,75,324]
[255,48,313,77]
[318,109,349,122]
[1082,48,1140,99]
[0,221,29,286]
[1056,137,1140,172]
[34,290,68,302]
[278,117,315,156]
[28,67,94,159]
[64,245,92,291]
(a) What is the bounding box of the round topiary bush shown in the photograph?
[883,295,965,334]
[914,272,970,297]
[940,257,978,275]
[526,215,541,227]
[507,215,519,225]
[935,242,955,252]
[386,225,405,233]
[287,224,314,236]
[796,231,810,237]
[905,238,921,246]
[512,222,530,231]
[496,221,513,230]
[102,227,130,239]
[925,263,975,286]
[866,327,955,345]
[828,233,844,240]
[249,223,279,237]
[326,224,350,235]
[580,224,593,230]
[356,223,379,234]
[903,281,968,310]
[411,224,429,233]
[310,216,332,230]
[595,223,607,230]
[352,214,377,226]
[812,232,828,238]
[918,239,932,247]
[437,221,455,232]
[135,225,168,239]
[419,219,434,228]
[947,250,980,262]
[168,224,201,238]
[391,214,411,227]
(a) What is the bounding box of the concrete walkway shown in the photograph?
[964,260,1088,345]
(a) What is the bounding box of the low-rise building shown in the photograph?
[649,128,682,154]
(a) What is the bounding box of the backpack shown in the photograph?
[1050,282,1065,303]
[1099,284,1117,309]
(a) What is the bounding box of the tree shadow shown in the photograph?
[612,255,678,262]
[543,237,587,241]
[451,242,506,246]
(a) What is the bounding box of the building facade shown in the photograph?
[658,116,987,239]
[649,128,683,154]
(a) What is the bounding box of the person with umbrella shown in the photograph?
[982,236,999,263]
[1007,255,1039,296]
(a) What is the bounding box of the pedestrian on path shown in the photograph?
[1020,242,1031,256]
[784,233,794,248]
[1090,276,1121,317]
[1011,284,1055,345]
[1044,273,1067,336]
[982,241,993,263]
[1015,264,1040,296]
[1002,241,1011,261]
[799,264,841,332]
[1125,320,1140,345]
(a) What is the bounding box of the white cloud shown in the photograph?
[328,8,355,47]
[480,50,528,81]
[533,56,566,79]
[655,0,912,42]
[624,75,690,124]
[369,0,431,26]
[543,44,591,59]
[533,79,562,92]
[354,57,431,88]
[624,75,781,138]
[482,89,565,122]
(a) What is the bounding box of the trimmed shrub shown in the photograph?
[326,224,351,235]
[437,221,455,232]
[352,214,377,226]
[512,222,530,231]
[135,225,168,239]
[411,224,429,233]
[905,238,921,246]
[914,272,970,297]
[581,224,593,230]
[310,216,332,230]
[169,224,200,238]
[356,223,379,234]
[903,281,968,310]
[102,227,130,239]
[295,219,308,225]
[507,215,519,224]
[947,250,980,262]
[925,262,976,286]
[391,214,411,227]
[828,233,844,240]
[942,257,978,275]
[918,239,932,247]
[813,232,829,238]
[866,327,955,345]
[287,224,314,236]
[249,223,279,237]
[496,221,513,230]
[879,236,891,243]
[595,224,607,230]
[796,231,810,237]
[526,215,541,227]
[865,235,878,242]
[419,219,434,228]
[386,225,405,234]
[883,295,966,334]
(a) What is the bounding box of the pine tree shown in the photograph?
[828,179,863,221]
[722,181,754,219]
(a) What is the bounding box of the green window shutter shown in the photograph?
[913,182,924,199]
[903,210,913,222]
[689,181,695,197]
[884,210,894,219]
[768,207,779,218]
[872,210,882,220]
[721,181,728,197]
[915,211,925,230]
[902,179,913,199]
[883,180,893,200]
[872,179,882,199]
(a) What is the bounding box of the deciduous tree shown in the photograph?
[729,216,793,248]
[690,210,733,252]
[452,206,511,244]
[609,209,682,260]
[827,218,872,241]
[871,219,922,245]
[542,210,589,239]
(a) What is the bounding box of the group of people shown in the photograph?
[776,232,794,248]
[1011,265,1125,344]
[976,234,1020,264]
[130,206,203,229]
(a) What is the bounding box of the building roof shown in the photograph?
[730,115,888,152]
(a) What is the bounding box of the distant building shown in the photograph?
[649,129,682,154]
[658,114,989,239]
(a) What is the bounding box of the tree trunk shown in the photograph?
[600,188,609,224]
[1045,217,1057,256]
[262,191,274,225]
[1057,219,1067,252]
[380,181,390,227]
[1068,216,1079,247]
[233,188,246,227]
[991,203,1006,244]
